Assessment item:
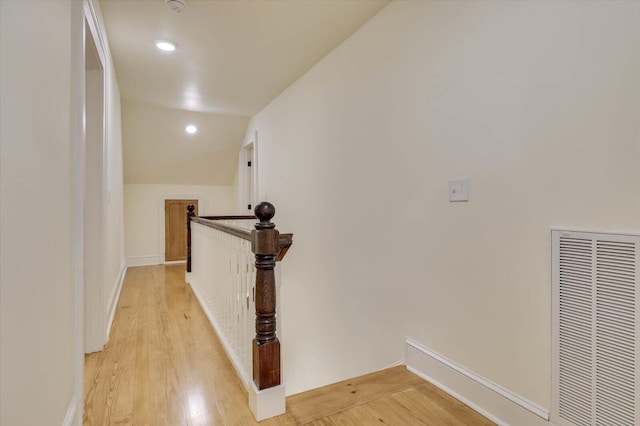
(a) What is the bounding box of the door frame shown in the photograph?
[238,131,258,213]
[83,0,108,355]
[72,0,109,422]
[158,194,204,264]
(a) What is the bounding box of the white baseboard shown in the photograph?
[126,255,161,267]
[164,260,186,265]
[189,275,285,421]
[106,262,126,339]
[406,338,550,426]
[62,393,79,426]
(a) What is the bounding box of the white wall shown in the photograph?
[122,101,249,186]
[245,0,640,410]
[1,1,77,424]
[231,160,240,213]
[124,184,235,262]
[1,1,125,423]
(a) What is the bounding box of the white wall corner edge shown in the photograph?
[106,262,127,340]
[62,393,80,426]
[126,255,162,267]
[405,337,551,426]
[382,358,406,370]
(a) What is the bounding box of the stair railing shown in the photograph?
[186,202,292,395]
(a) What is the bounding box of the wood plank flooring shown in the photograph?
[84,264,494,425]
[286,367,494,426]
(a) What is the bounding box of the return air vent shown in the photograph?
[552,230,639,426]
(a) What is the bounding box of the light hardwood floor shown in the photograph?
[84,265,494,425]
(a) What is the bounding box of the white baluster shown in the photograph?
[188,221,270,393]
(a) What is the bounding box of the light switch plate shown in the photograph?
[449,178,469,202]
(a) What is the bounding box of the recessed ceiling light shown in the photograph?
[185,125,197,134]
[155,39,177,52]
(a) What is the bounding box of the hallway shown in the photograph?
[84,265,494,425]
[84,265,266,425]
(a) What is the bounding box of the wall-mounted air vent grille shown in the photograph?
[552,231,639,426]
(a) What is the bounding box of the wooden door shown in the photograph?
[165,199,198,261]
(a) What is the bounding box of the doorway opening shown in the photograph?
[84,18,106,354]
[245,145,254,211]
[239,131,258,213]
[165,199,198,262]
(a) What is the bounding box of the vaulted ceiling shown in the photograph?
[100,0,389,185]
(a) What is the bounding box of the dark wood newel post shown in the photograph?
[252,202,281,390]
[186,204,195,272]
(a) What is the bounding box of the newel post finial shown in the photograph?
[254,202,276,229]
[252,201,280,390]
[186,204,196,273]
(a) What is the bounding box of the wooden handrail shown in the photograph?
[198,215,256,220]
[187,207,293,271]
[277,233,293,262]
[186,202,293,391]
[187,209,255,272]
[191,217,253,241]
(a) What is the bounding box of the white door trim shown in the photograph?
[158,195,204,263]
[83,0,108,355]
[72,2,85,425]
[72,0,108,423]
[238,131,258,213]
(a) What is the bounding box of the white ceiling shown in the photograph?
[122,101,248,185]
[100,0,389,184]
